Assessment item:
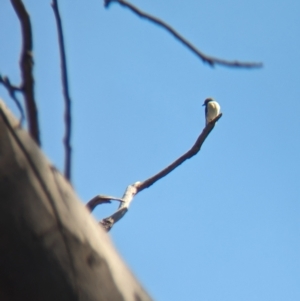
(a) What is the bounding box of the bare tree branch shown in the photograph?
[0,74,25,125]
[90,114,222,231]
[86,195,124,212]
[104,0,262,69]
[10,0,40,145]
[100,184,139,231]
[137,114,222,192]
[51,0,72,182]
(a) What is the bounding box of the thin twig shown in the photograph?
[51,0,72,182]
[137,114,222,192]
[10,0,40,145]
[92,114,222,231]
[0,74,25,125]
[86,195,124,212]
[104,0,262,69]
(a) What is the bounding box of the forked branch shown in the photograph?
[88,114,222,231]
[104,0,262,69]
[10,0,40,145]
[0,74,24,125]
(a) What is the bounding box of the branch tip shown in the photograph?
[51,0,72,181]
[93,113,223,230]
[106,0,262,69]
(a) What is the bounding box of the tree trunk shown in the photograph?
[0,100,152,301]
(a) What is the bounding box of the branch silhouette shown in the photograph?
[51,0,73,181]
[10,0,40,145]
[88,114,222,231]
[104,0,262,69]
[0,74,24,125]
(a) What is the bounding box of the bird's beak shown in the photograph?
[202,103,205,106]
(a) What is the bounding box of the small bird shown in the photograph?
[202,98,221,125]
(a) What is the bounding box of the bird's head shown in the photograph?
[202,97,214,106]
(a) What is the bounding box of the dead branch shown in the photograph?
[86,195,124,212]
[0,74,24,125]
[104,0,262,69]
[51,0,72,182]
[90,114,222,231]
[10,0,40,145]
[137,114,222,192]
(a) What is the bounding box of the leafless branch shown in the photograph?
[90,114,222,231]
[99,184,139,232]
[136,114,222,192]
[10,0,40,145]
[86,195,124,212]
[104,0,262,69]
[51,0,73,182]
[0,74,24,125]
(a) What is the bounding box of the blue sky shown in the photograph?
[1,0,299,300]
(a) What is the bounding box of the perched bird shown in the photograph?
[202,98,221,125]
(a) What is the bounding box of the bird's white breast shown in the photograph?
[206,101,221,123]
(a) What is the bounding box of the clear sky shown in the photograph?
[1,0,300,300]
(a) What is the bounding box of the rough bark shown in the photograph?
[0,99,152,301]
